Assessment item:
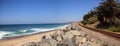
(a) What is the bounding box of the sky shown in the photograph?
[0,0,104,24]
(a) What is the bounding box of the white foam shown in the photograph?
[0,24,69,39]
[30,24,68,34]
[0,31,11,39]
[20,30,28,33]
[31,28,54,32]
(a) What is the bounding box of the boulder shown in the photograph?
[43,34,52,39]
[80,32,87,37]
[40,39,58,46]
[63,31,74,39]
[75,36,87,45]
[51,31,63,42]
[69,30,81,36]
[81,41,101,46]
[56,35,63,42]
[62,30,81,39]
[57,42,68,46]
[62,29,70,33]
[65,24,77,31]
[74,26,81,31]
[90,38,94,42]
[63,38,74,46]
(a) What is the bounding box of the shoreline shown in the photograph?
[0,25,66,46]
[0,22,119,46]
[0,24,69,41]
[0,29,56,41]
[0,23,69,40]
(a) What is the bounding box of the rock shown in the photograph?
[83,41,101,46]
[64,24,77,31]
[74,26,81,31]
[55,34,63,42]
[65,25,72,31]
[62,30,81,39]
[90,38,94,42]
[63,38,74,46]
[57,42,68,46]
[42,35,46,39]
[80,41,90,46]
[62,29,70,33]
[40,39,58,46]
[42,34,52,39]
[69,24,81,30]
[51,32,58,39]
[69,30,81,36]
[47,35,52,39]
[102,42,108,46]
[21,24,103,46]
[51,31,63,42]
[70,26,76,30]
[80,32,87,37]
[55,31,62,34]
[63,31,74,39]
[75,36,87,45]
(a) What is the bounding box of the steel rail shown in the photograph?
[78,23,120,40]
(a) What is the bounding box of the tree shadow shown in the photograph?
[95,23,110,29]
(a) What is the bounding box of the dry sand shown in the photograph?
[0,30,57,46]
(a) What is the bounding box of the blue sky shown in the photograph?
[0,0,103,24]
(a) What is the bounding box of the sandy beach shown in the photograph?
[0,23,101,46]
[0,29,58,46]
[0,23,120,46]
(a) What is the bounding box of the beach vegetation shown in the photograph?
[108,26,120,32]
[82,0,120,32]
[82,10,97,25]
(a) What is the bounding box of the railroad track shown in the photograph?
[78,23,120,40]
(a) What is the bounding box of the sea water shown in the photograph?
[0,23,68,39]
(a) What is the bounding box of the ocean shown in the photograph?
[0,23,68,39]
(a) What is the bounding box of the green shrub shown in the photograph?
[88,20,96,24]
[108,26,120,32]
[88,17,97,24]
[81,20,88,25]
